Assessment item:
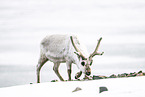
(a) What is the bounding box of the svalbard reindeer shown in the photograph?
[36,34,104,83]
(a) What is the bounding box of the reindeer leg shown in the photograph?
[37,54,48,83]
[53,62,64,81]
[68,69,72,81]
[66,62,72,81]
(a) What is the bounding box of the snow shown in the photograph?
[0,76,145,97]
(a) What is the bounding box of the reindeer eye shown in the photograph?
[81,62,85,66]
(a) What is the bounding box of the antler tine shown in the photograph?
[89,37,103,58]
[70,36,86,59]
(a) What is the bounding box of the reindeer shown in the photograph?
[36,34,104,83]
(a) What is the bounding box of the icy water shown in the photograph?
[0,0,145,87]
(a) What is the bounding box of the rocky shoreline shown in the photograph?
[92,70,145,80]
[51,70,145,82]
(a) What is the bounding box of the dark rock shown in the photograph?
[93,75,103,80]
[138,70,142,74]
[118,73,128,77]
[109,74,117,78]
[123,73,128,76]
[118,74,121,77]
[131,72,137,76]
[93,75,107,80]
[127,72,137,77]
[137,70,144,76]
[51,80,58,82]
[99,86,108,93]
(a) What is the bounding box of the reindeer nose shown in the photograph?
[86,72,91,76]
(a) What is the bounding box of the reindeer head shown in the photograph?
[70,36,104,76]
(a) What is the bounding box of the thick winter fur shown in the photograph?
[37,34,103,83]
[40,34,88,63]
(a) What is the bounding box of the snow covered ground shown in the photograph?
[0,76,145,97]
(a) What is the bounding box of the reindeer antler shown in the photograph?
[70,36,86,59]
[89,37,104,59]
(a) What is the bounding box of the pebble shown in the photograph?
[99,86,108,93]
[72,87,82,92]
[109,74,117,78]
[51,80,58,82]
[93,75,107,80]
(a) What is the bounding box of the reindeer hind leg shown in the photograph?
[53,62,64,81]
[37,53,48,83]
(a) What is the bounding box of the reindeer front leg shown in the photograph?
[53,62,64,81]
[66,62,72,81]
[67,69,72,81]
